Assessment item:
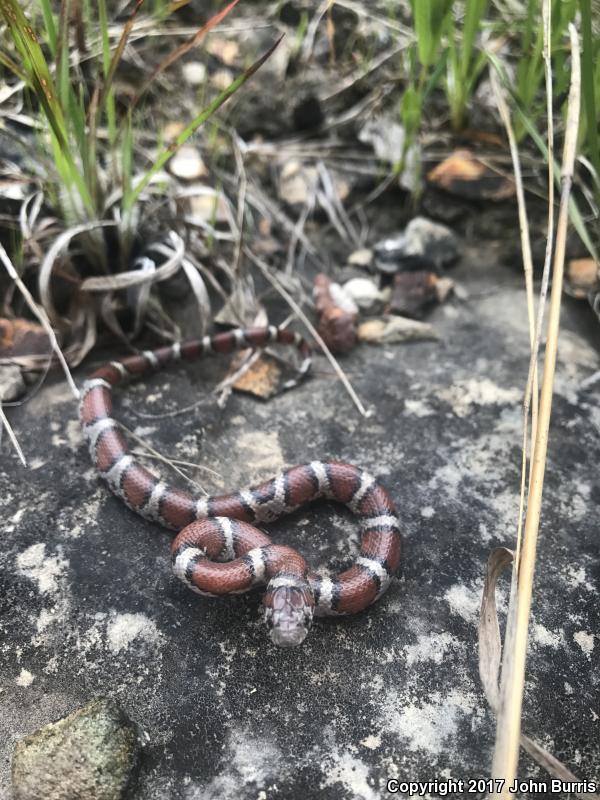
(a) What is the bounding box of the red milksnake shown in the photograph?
[79,325,402,647]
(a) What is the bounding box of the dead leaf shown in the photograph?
[358,316,438,344]
[388,271,440,319]
[427,149,515,201]
[0,318,50,358]
[230,352,282,399]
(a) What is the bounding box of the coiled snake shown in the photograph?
[79,326,402,647]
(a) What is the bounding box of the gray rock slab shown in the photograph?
[1,252,598,799]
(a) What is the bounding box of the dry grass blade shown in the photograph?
[0,404,27,466]
[246,248,370,417]
[132,0,240,106]
[0,242,79,400]
[479,549,600,799]
[489,24,582,795]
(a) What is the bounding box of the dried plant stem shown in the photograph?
[0,243,80,400]
[0,404,27,466]
[246,248,370,417]
[489,71,539,569]
[490,24,581,794]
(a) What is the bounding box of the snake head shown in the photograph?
[264,579,314,648]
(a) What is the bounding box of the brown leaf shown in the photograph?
[313,273,358,354]
[0,318,50,358]
[427,149,515,201]
[230,352,282,399]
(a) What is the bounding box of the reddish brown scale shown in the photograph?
[356,483,396,517]
[188,558,254,595]
[335,566,379,613]
[261,544,308,580]
[154,345,177,366]
[361,530,402,573]
[276,329,295,346]
[160,488,197,529]
[210,495,254,522]
[172,519,271,560]
[81,386,113,425]
[95,428,128,472]
[122,465,158,510]
[285,465,319,506]
[180,340,203,361]
[119,354,149,376]
[89,364,122,385]
[327,463,361,504]
[243,328,270,347]
[211,332,236,354]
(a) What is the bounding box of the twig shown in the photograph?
[0,243,80,400]
[489,24,581,795]
[0,404,27,466]
[246,248,370,417]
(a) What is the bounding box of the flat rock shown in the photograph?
[0,248,598,799]
[12,698,140,800]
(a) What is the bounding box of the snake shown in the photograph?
[79,325,402,647]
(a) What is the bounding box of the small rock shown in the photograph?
[168,146,207,181]
[348,248,374,269]
[375,216,458,273]
[427,149,515,201]
[0,364,25,402]
[358,316,438,344]
[206,38,239,66]
[279,160,319,206]
[211,68,235,91]
[342,278,387,311]
[185,188,231,226]
[567,258,598,297]
[314,273,358,354]
[12,698,141,800]
[182,61,207,86]
[388,271,440,319]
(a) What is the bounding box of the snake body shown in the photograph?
[79,325,402,646]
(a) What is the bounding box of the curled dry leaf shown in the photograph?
[313,273,358,354]
[427,149,515,201]
[358,315,438,344]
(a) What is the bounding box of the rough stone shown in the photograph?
[0,250,598,799]
[11,698,140,800]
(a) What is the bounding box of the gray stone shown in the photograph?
[375,216,459,273]
[12,699,140,800]
[0,249,598,798]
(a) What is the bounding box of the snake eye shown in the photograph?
[264,583,314,647]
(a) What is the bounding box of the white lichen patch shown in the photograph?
[16,543,68,595]
[321,747,379,800]
[404,398,435,417]
[573,631,595,659]
[16,669,34,687]
[563,565,595,593]
[404,631,462,666]
[382,689,479,757]
[444,582,482,624]
[187,729,282,800]
[531,624,563,649]
[421,506,435,518]
[438,378,521,418]
[106,612,162,654]
[360,734,381,750]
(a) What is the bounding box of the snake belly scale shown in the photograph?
[79,325,402,647]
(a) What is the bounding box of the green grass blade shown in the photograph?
[579,0,600,186]
[127,35,282,209]
[37,0,58,55]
